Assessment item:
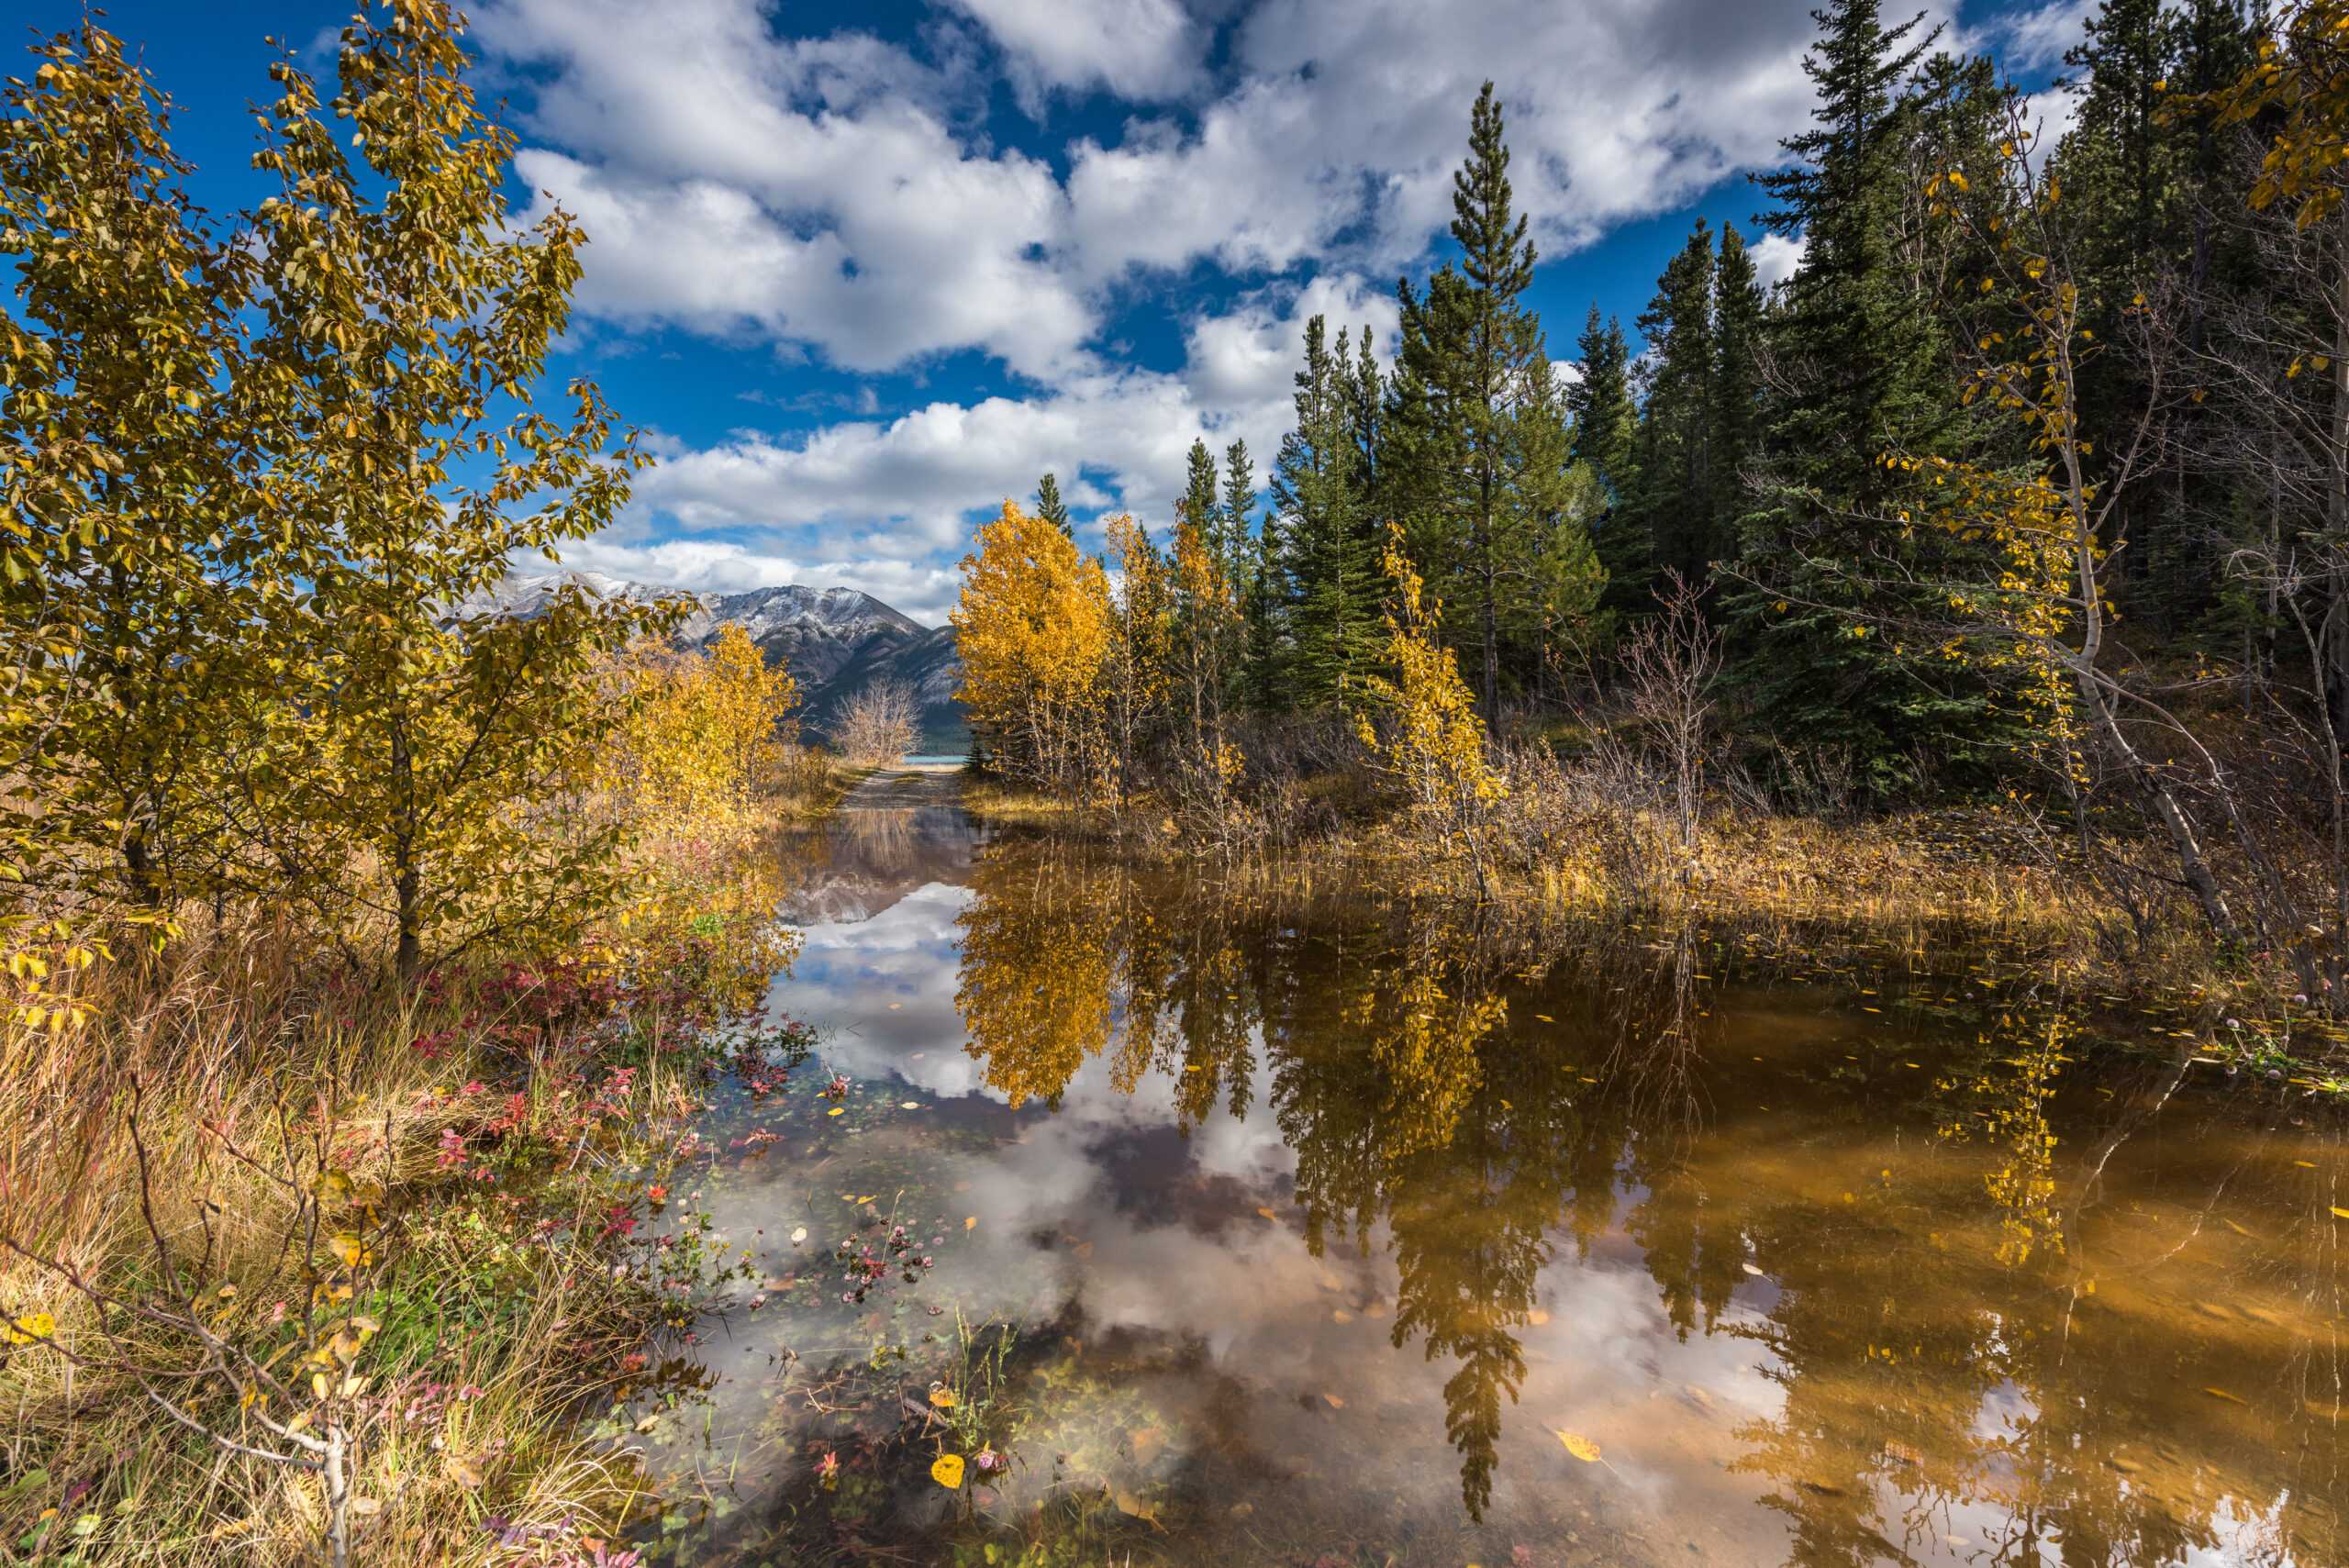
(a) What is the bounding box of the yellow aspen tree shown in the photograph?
[239,0,674,977]
[1353,539,1510,895]
[952,500,1116,798]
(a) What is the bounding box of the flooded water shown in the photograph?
[630,804,2347,1568]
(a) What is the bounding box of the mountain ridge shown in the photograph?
[462,571,967,752]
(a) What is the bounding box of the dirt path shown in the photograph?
[836,760,968,810]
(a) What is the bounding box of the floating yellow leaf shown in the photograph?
[2203,1387,2250,1405]
[964,1216,977,1229]
[931,1454,965,1489]
[1560,1431,1602,1462]
[2332,1207,2349,1220]
[1322,1392,1344,1408]
[827,1107,845,1117]
[929,1386,958,1408]
[1528,1309,1550,1325]
[1256,1207,1277,1220]
[1112,1488,1153,1519]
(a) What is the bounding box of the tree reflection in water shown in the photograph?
[944,839,2345,1562]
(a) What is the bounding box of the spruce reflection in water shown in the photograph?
[659,818,2343,1568]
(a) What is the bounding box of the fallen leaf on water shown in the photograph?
[2203,1387,2250,1405]
[889,1003,901,1009]
[2295,1161,2315,1168]
[1527,1310,1550,1325]
[931,1454,964,1489]
[1364,1302,1387,1318]
[965,1217,977,1229]
[1559,1431,1602,1462]
[1333,1309,1354,1323]
[929,1387,958,1408]
[858,1195,876,1204]
[1112,1489,1154,1519]
[448,1458,484,1488]
[1742,1263,1765,1276]
[634,1414,662,1433]
[2223,1218,2254,1236]
[902,1101,919,1109]
[1257,1207,1277,1220]
[2332,1207,2349,1220]
[789,1227,807,1243]
[827,1107,844,1117]
[1074,1242,1094,1258]
[1323,1393,1344,1408]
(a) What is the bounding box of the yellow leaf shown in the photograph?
[1256,1207,1277,1220]
[2,1311,55,1345]
[929,1387,958,1408]
[1560,1431,1602,1462]
[931,1453,965,1489]
[2331,1207,2349,1219]
[827,1106,845,1117]
[1322,1392,1344,1408]
[964,1217,977,1229]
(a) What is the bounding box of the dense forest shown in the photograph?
[957,0,2349,1010]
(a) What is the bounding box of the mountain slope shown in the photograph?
[464,571,967,752]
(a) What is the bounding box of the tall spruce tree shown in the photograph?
[1731,0,1987,791]
[1388,83,1597,727]
[1570,305,1644,610]
[1631,222,1720,589]
[1273,317,1385,707]
[1709,223,1767,572]
[1180,439,1220,542]
[1035,472,1073,539]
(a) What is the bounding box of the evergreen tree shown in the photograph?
[1388,83,1598,728]
[1180,439,1220,545]
[1731,0,1986,791]
[1709,223,1767,569]
[1631,221,1719,589]
[1035,472,1073,539]
[1569,305,1644,609]
[1273,317,1385,707]
[1219,438,1259,583]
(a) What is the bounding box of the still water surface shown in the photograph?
[642,805,2346,1567]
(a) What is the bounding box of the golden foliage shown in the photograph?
[1353,540,1509,888]
[614,623,802,829]
[952,501,1119,799]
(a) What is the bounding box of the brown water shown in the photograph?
[625,805,2348,1568]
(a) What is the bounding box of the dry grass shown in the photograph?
[0,809,804,1564]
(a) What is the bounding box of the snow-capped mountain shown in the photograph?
[462,571,966,751]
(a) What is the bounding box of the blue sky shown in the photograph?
[26,0,2093,623]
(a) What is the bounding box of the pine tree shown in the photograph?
[1569,305,1644,610]
[1035,472,1073,539]
[1219,438,1258,584]
[1274,317,1385,707]
[1731,0,1986,791]
[1709,224,1767,571]
[1631,221,1719,590]
[1387,83,1597,728]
